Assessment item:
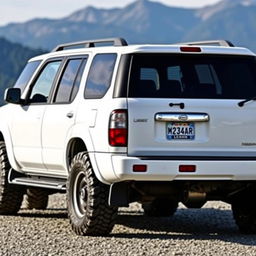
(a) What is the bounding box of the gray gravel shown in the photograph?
[0,194,256,256]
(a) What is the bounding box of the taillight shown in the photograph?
[109,110,128,147]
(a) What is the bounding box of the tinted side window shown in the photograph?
[84,54,117,99]
[70,60,86,102]
[14,61,41,94]
[29,61,61,103]
[54,59,85,103]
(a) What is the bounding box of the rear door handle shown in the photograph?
[67,112,74,118]
[155,113,209,122]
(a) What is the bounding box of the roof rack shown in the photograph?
[52,37,128,52]
[178,40,234,47]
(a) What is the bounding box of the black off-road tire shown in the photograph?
[67,152,117,236]
[24,188,49,210]
[232,201,256,234]
[143,198,178,217]
[0,141,24,214]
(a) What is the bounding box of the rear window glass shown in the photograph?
[128,54,256,99]
[140,68,159,88]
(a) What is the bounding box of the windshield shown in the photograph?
[128,54,256,99]
[14,60,41,94]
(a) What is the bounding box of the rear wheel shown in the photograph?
[67,152,117,236]
[24,188,49,210]
[232,200,256,234]
[142,198,178,217]
[0,141,24,214]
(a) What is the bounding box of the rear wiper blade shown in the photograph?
[238,97,256,107]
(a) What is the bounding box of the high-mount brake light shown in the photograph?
[109,110,128,147]
[180,46,201,53]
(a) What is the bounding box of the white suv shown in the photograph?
[1,38,256,235]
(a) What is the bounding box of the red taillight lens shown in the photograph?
[109,129,127,146]
[180,46,201,52]
[133,165,147,172]
[179,165,196,172]
[109,110,128,147]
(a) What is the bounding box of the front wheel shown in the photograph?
[67,152,117,236]
[0,141,24,214]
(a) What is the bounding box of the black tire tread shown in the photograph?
[67,152,117,236]
[24,188,49,210]
[232,202,256,234]
[0,141,24,214]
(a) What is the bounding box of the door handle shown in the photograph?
[66,112,74,118]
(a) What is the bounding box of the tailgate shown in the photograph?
[128,98,256,157]
[127,53,256,158]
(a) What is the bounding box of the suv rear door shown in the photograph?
[41,57,87,175]
[127,53,256,158]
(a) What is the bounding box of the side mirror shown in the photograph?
[4,88,22,104]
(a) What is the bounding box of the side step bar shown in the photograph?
[8,169,66,191]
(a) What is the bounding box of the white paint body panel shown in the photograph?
[41,103,77,174]
[8,104,46,170]
[127,98,256,157]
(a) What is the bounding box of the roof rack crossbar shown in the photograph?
[177,40,234,47]
[52,37,128,52]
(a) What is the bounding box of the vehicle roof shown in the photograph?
[29,44,255,62]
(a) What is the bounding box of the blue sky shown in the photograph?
[0,0,221,26]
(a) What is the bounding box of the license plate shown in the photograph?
[167,122,195,140]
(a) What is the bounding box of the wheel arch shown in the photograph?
[66,137,107,184]
[66,138,87,167]
[0,129,21,172]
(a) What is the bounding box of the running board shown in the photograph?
[8,169,66,191]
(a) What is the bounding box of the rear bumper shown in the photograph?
[94,153,256,183]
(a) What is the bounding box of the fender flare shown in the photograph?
[0,124,21,172]
[65,125,109,184]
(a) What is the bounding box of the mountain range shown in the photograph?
[0,0,256,51]
[0,38,43,105]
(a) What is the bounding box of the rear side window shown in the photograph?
[14,61,41,94]
[54,58,85,103]
[128,54,256,99]
[84,54,117,99]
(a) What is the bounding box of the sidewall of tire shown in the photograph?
[0,141,24,214]
[67,152,117,236]
[67,163,87,228]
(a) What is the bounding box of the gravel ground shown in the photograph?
[0,194,256,256]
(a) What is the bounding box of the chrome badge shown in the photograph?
[178,114,188,121]
[242,142,256,146]
[133,118,148,123]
